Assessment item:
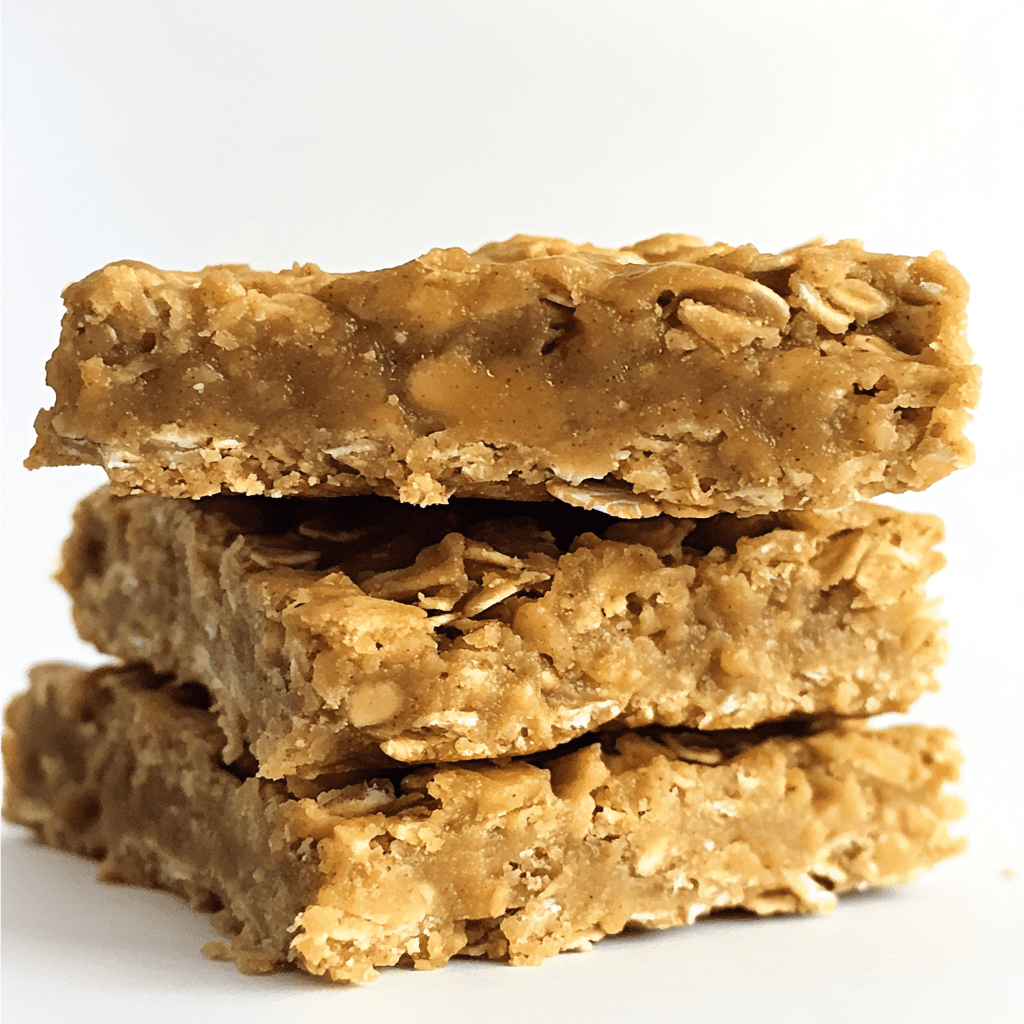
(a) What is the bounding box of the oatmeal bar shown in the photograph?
[26,235,978,516]
[61,487,945,778]
[2,662,964,983]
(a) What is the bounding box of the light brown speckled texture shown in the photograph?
[27,235,978,517]
[2,662,965,983]
[59,488,945,778]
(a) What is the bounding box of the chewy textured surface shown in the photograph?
[2,662,964,983]
[60,488,946,778]
[27,235,978,517]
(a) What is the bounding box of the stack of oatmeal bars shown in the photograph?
[4,234,979,981]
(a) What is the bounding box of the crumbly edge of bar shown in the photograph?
[2,661,964,982]
[60,488,945,777]
[27,235,979,515]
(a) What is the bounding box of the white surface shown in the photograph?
[3,829,1020,1024]
[2,2,1022,1021]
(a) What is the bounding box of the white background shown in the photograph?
[2,2,1021,1021]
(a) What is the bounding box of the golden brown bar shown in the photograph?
[26,236,978,517]
[2,662,964,983]
[60,488,945,778]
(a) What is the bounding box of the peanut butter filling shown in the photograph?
[28,235,978,516]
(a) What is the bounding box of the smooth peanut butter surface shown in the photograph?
[28,235,979,515]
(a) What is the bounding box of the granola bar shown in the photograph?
[2,662,964,983]
[26,236,978,517]
[60,487,945,778]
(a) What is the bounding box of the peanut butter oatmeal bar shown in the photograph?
[2,662,964,983]
[61,487,945,778]
[26,236,978,516]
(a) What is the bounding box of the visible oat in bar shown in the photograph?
[60,487,946,778]
[27,235,978,516]
[2,663,965,983]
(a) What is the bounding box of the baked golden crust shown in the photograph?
[60,487,945,778]
[27,235,978,516]
[2,662,964,982]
